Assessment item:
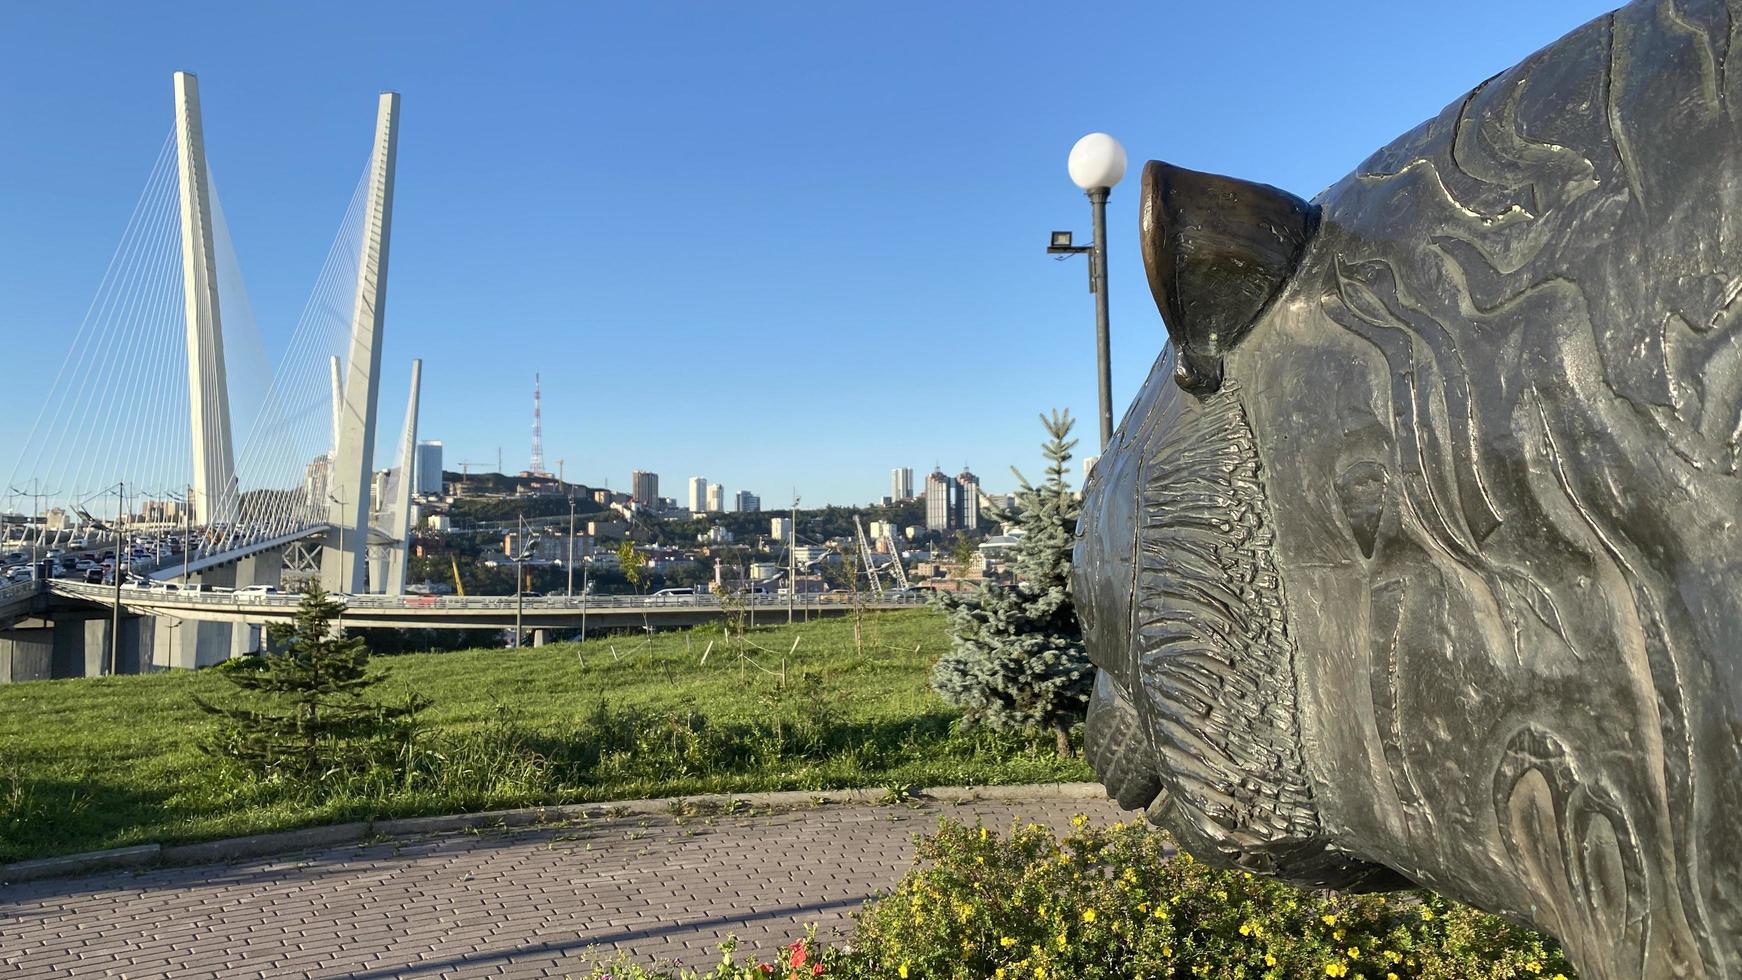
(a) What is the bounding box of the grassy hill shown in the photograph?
[0,609,1091,863]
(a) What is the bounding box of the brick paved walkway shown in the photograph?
[0,795,1131,978]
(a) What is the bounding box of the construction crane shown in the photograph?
[449,555,466,596]
[853,515,885,597]
[456,460,495,490]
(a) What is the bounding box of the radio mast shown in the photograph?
[529,373,546,476]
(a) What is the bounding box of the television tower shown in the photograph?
[529,373,546,476]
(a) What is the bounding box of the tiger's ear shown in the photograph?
[1140,160,1318,396]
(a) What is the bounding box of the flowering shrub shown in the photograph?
[576,819,1577,980]
[841,818,1575,979]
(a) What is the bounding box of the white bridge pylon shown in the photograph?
[173,72,238,529]
[322,92,401,596]
[173,74,410,594]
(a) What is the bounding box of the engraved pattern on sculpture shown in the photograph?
[1073,1,1742,976]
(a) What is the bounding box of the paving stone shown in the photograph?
[0,796,1129,977]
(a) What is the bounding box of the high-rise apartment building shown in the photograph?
[956,468,980,530]
[631,470,659,507]
[925,468,953,531]
[735,490,760,512]
[688,476,708,513]
[413,440,444,495]
[706,482,724,513]
[891,467,914,502]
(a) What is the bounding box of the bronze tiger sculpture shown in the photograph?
[1073,0,1742,974]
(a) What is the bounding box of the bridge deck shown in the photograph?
[44,581,930,631]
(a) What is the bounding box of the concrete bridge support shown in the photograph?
[0,616,150,681]
[0,625,53,682]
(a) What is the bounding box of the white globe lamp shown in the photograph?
[1068,132,1127,191]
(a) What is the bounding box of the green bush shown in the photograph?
[575,819,1577,980]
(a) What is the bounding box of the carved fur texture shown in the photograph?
[1077,0,1742,975]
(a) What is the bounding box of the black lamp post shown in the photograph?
[1049,132,1128,451]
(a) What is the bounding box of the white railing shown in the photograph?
[0,579,39,606]
[48,580,931,613]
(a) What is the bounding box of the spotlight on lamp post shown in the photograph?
[1049,132,1127,450]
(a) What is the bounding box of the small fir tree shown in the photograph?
[196,583,426,776]
[931,410,1091,756]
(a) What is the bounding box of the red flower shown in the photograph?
[788,941,809,968]
[812,964,825,976]
[756,964,773,975]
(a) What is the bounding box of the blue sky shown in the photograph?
[0,0,1617,506]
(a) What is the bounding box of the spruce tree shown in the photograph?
[197,583,426,776]
[931,410,1091,756]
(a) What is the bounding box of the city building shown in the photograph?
[414,440,444,495]
[371,469,392,514]
[925,468,953,531]
[631,470,659,507]
[891,467,914,502]
[770,516,793,541]
[956,467,981,530]
[699,526,734,544]
[587,520,627,540]
[688,476,708,513]
[1082,455,1100,483]
[706,482,724,513]
[304,455,331,513]
[735,490,760,512]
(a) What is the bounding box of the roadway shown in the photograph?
[43,580,930,631]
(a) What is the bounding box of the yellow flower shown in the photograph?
[1388,974,1399,980]
[899,965,909,979]
[995,971,1006,980]
[1056,932,1068,950]
[1325,964,1349,978]
[1082,909,1097,923]
[1000,936,1016,948]
[980,826,989,841]
[1265,954,1277,967]
[1553,975,1569,980]
[1384,952,1402,965]
[1162,946,1173,957]
[1153,907,1168,920]
[1347,947,1360,959]
[1071,814,1088,829]
[1239,923,1251,936]
[1420,907,1435,921]
[1036,969,1046,980]
[1333,929,1345,941]
[1322,913,1338,927]
[1526,963,1542,974]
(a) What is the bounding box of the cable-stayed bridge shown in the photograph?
[0,72,420,675]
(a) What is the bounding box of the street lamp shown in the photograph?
[512,513,534,649]
[1050,132,1127,450]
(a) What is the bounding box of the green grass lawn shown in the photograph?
[0,609,1092,863]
